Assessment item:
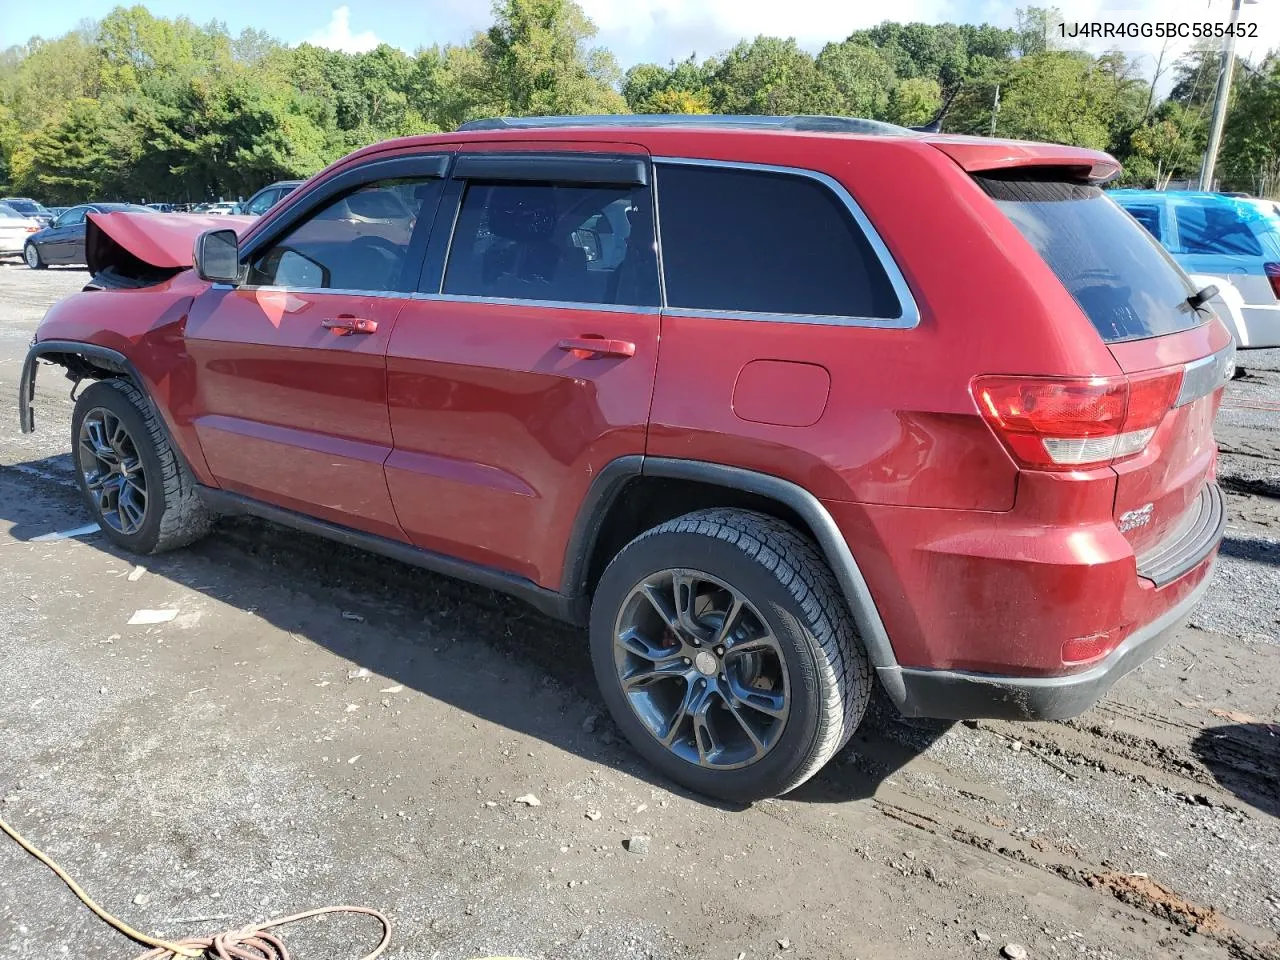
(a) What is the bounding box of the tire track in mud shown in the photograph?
[867,790,1280,960]
[795,699,1280,959]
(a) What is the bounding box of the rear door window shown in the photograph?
[977,175,1199,343]
[1174,202,1263,256]
[655,163,901,318]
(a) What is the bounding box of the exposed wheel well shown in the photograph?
[39,350,132,385]
[583,475,814,598]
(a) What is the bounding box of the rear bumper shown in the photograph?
[824,476,1225,721]
[1240,304,1280,350]
[887,562,1214,720]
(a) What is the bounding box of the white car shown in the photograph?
[1189,273,1250,351]
[202,202,240,216]
[0,203,41,258]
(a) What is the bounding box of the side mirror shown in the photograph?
[194,228,240,284]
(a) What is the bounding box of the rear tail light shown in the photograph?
[972,370,1183,470]
[24,226,37,233]
[1265,262,1280,300]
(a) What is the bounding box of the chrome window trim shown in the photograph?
[215,285,660,314]
[412,292,660,315]
[651,156,920,329]
[223,284,415,300]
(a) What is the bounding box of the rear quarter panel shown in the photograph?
[646,135,1122,510]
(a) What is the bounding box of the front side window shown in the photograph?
[442,181,659,307]
[246,177,441,292]
[655,163,901,318]
[61,207,88,227]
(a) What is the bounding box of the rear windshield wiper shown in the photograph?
[1184,284,1219,312]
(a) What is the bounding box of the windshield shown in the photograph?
[977,175,1201,343]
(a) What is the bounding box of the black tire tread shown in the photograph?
[619,508,871,795]
[88,378,211,552]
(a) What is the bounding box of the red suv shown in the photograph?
[19,116,1232,801]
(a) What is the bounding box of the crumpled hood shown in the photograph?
[85,211,255,276]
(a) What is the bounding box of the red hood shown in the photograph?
[86,211,255,275]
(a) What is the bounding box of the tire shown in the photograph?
[71,378,211,554]
[24,243,45,270]
[590,508,871,802]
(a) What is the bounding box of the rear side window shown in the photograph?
[1125,205,1163,242]
[1174,203,1263,256]
[655,164,901,318]
[443,181,659,307]
[978,176,1199,343]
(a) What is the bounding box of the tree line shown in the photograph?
[1,0,1277,205]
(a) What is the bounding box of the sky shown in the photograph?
[0,0,1276,77]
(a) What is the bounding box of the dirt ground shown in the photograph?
[0,262,1277,960]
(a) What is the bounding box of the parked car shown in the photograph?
[1112,189,1280,348]
[199,202,240,216]
[242,180,303,217]
[146,202,175,213]
[0,202,42,259]
[19,115,1232,801]
[0,197,54,227]
[23,202,152,268]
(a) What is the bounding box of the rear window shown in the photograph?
[1174,202,1264,256]
[978,175,1199,343]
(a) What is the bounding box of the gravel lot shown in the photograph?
[0,261,1277,960]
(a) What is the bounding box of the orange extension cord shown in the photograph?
[0,813,390,960]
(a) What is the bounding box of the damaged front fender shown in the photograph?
[18,340,133,434]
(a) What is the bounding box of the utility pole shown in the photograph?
[989,83,1000,137]
[1199,0,1251,190]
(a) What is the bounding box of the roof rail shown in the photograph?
[457,115,916,136]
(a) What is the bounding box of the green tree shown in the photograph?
[709,37,842,114]
[886,77,942,126]
[814,42,895,117]
[1220,56,1280,196]
[22,98,115,201]
[623,57,713,114]
[469,0,626,117]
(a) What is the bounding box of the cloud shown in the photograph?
[306,6,381,54]
[578,0,959,65]
[577,0,1279,72]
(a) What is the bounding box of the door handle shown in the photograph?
[558,337,635,359]
[322,316,378,335]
